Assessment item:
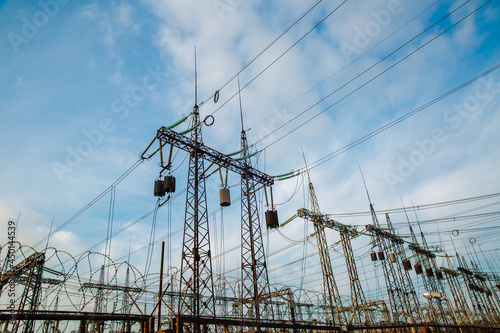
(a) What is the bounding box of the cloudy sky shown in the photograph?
[1,0,500,302]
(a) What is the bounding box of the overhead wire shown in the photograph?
[294,60,500,177]
[32,3,500,307]
[328,192,500,218]
[251,0,472,148]
[257,1,493,159]
[199,0,325,107]
[206,1,348,118]
[209,1,497,186]
[248,0,443,131]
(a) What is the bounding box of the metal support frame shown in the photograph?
[385,213,423,323]
[366,213,423,324]
[239,130,272,321]
[155,110,274,325]
[177,106,216,322]
[298,205,371,326]
[406,225,448,325]
[301,183,344,326]
[0,252,45,333]
[155,127,274,187]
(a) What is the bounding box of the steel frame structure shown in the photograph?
[239,129,272,320]
[0,252,45,333]
[302,182,344,326]
[155,108,274,325]
[385,213,423,323]
[297,207,371,326]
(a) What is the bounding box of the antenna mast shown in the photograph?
[194,46,198,106]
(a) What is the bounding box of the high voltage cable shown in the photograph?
[248,0,443,132]
[295,61,500,176]
[387,201,500,228]
[38,61,498,281]
[327,192,500,218]
[252,0,472,147]
[394,211,500,226]
[58,3,494,263]
[257,0,492,158]
[200,0,324,107]
[205,1,348,117]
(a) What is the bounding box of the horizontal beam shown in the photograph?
[174,315,499,331]
[297,208,358,236]
[0,252,45,290]
[365,224,404,244]
[157,127,274,187]
[408,243,436,258]
[80,282,144,293]
[175,315,341,331]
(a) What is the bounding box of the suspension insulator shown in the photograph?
[265,210,279,229]
[377,251,385,261]
[370,251,377,261]
[164,175,176,193]
[414,262,423,275]
[402,258,412,271]
[154,179,165,197]
[219,188,231,207]
[474,274,486,282]
[426,268,434,278]
[435,271,443,280]
[389,253,396,263]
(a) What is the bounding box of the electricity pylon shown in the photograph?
[0,251,45,333]
[441,254,471,325]
[359,171,416,324]
[239,89,272,320]
[298,207,372,326]
[178,104,216,319]
[300,178,344,326]
[406,221,447,324]
[385,213,423,323]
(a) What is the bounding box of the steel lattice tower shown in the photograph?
[307,181,344,326]
[441,255,471,325]
[407,224,447,324]
[3,252,46,333]
[239,129,272,320]
[91,265,105,333]
[366,206,410,323]
[178,106,216,319]
[385,213,422,323]
[299,180,372,326]
[360,172,417,325]
[121,265,132,333]
[457,255,487,321]
[337,225,372,326]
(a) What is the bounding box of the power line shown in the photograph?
[252,0,472,148]
[291,61,499,177]
[265,2,496,161]
[206,0,348,118]
[248,0,443,132]
[200,0,325,107]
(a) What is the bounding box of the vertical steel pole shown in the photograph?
[158,241,165,333]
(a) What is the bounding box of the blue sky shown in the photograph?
[1,0,500,308]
